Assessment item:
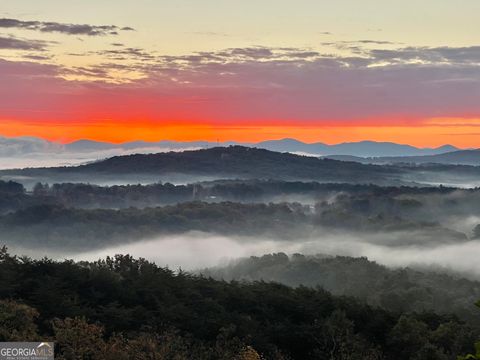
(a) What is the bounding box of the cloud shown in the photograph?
[0,44,479,127]
[368,46,480,65]
[0,35,49,50]
[0,136,208,169]
[0,18,135,36]
[22,53,52,60]
[357,40,399,45]
[0,136,61,157]
[98,47,156,60]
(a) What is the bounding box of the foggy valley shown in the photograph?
[2,145,480,359]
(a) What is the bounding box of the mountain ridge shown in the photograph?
[0,135,461,158]
[326,148,480,166]
[0,146,403,187]
[66,137,460,157]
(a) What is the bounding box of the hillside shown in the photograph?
[0,249,477,359]
[0,146,401,186]
[203,253,480,323]
[327,149,480,166]
[3,146,480,189]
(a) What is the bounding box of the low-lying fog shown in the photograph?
[16,231,480,278]
[414,180,480,189]
[0,141,203,170]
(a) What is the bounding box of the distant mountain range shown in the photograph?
[1,136,478,171]
[65,138,460,158]
[254,138,459,157]
[326,149,480,166]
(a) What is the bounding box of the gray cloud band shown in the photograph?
[0,18,134,36]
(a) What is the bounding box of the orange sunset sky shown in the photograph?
[1,0,479,148]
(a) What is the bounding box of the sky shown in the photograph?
[0,0,479,147]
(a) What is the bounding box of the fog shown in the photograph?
[0,145,202,170]
[18,230,478,277]
[1,172,229,190]
[414,180,480,189]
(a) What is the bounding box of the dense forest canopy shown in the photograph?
[203,253,480,325]
[0,248,477,360]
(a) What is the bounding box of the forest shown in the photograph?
[0,247,479,360]
[203,254,480,326]
[0,179,479,251]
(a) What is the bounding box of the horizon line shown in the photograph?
[0,133,465,150]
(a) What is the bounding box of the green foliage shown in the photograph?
[204,253,480,325]
[458,302,480,360]
[457,342,480,360]
[0,248,476,359]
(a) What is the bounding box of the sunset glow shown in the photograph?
[1,0,479,147]
[0,118,479,148]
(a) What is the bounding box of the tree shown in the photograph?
[387,315,429,359]
[53,317,106,360]
[0,300,39,341]
[457,302,480,359]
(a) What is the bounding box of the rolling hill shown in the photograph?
[327,149,480,166]
[0,146,401,187]
[2,146,480,189]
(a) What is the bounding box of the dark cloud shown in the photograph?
[98,47,155,61]
[221,47,274,59]
[22,54,52,60]
[0,18,135,36]
[357,40,399,45]
[0,35,49,50]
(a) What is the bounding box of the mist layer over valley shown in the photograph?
[54,231,480,278]
[3,171,480,277]
[3,146,480,359]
